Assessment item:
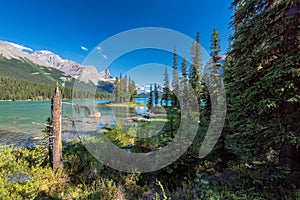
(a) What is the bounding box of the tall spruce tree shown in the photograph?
[154,83,159,106]
[181,58,188,106]
[203,27,229,164]
[172,46,179,107]
[147,84,153,109]
[225,0,300,168]
[210,28,221,67]
[129,78,137,102]
[205,28,222,112]
[118,73,123,102]
[113,77,119,102]
[124,74,129,102]
[162,65,170,107]
[189,32,203,104]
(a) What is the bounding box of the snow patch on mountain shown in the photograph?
[8,42,33,52]
[0,41,115,85]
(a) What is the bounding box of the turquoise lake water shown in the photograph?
[0,98,149,146]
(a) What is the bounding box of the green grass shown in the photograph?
[107,101,146,107]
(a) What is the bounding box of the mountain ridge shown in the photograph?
[0,41,115,85]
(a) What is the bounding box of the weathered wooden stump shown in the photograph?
[51,83,62,171]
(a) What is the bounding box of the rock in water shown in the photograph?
[132,117,147,122]
[88,112,101,118]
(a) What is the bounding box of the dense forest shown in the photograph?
[0,0,299,199]
[0,56,113,100]
[0,75,112,100]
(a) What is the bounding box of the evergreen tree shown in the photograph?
[180,58,188,106]
[171,46,179,107]
[118,73,123,102]
[205,28,222,113]
[113,77,119,102]
[124,74,129,102]
[113,74,137,103]
[154,83,159,106]
[129,78,137,102]
[189,32,203,104]
[225,0,300,168]
[147,84,153,109]
[210,28,221,67]
[161,65,171,107]
[203,27,229,164]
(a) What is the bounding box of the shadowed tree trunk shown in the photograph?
[51,83,62,171]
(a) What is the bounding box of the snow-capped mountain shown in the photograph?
[99,69,113,81]
[32,50,85,80]
[32,50,115,85]
[0,41,51,66]
[0,41,115,85]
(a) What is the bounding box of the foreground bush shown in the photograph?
[0,142,299,199]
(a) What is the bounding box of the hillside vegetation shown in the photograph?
[0,56,113,100]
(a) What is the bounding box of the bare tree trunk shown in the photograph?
[51,83,62,171]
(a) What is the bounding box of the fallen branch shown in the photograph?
[62,102,91,117]
[32,122,52,127]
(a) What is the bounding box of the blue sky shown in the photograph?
[0,0,233,79]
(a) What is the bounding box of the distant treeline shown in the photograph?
[0,76,111,100]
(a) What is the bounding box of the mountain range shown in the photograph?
[0,41,115,86]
